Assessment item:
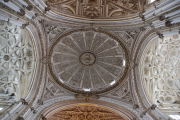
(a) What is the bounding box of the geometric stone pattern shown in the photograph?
[45,24,70,44]
[0,20,36,101]
[140,34,180,105]
[46,104,126,120]
[50,31,126,93]
[115,31,138,48]
[43,77,66,99]
[45,0,146,18]
[109,80,133,104]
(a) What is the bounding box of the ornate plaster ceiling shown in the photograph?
[44,0,146,19]
[0,21,37,101]
[46,104,126,120]
[140,34,180,106]
[49,30,128,94]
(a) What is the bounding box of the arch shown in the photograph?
[38,99,138,120]
[134,28,179,119]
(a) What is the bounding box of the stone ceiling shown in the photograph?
[0,21,37,101]
[0,0,180,119]
[49,30,128,94]
[140,34,180,111]
[44,0,146,18]
[46,104,126,120]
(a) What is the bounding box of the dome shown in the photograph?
[49,30,128,94]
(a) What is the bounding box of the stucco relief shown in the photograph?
[49,30,128,94]
[102,78,133,105]
[42,75,71,100]
[140,34,180,107]
[44,0,146,18]
[114,30,139,48]
[110,81,133,104]
[0,21,36,101]
[45,24,70,44]
[46,104,126,120]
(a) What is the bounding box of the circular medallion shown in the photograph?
[49,30,129,94]
[3,55,10,61]
[79,52,96,66]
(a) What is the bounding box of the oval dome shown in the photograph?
[49,30,128,94]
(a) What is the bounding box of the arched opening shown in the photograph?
[140,34,180,119]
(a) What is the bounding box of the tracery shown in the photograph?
[0,20,36,111]
[141,34,180,110]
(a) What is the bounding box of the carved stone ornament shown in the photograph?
[43,77,65,99]
[75,94,99,102]
[26,5,33,11]
[45,24,70,44]
[17,9,25,16]
[38,100,44,105]
[46,104,127,120]
[0,21,36,102]
[48,30,129,94]
[140,34,180,106]
[108,80,133,104]
[133,104,139,109]
[30,107,37,114]
[16,116,24,120]
[156,31,164,39]
[44,0,146,18]
[20,98,28,105]
[165,20,172,27]
[159,15,165,21]
[21,22,29,29]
